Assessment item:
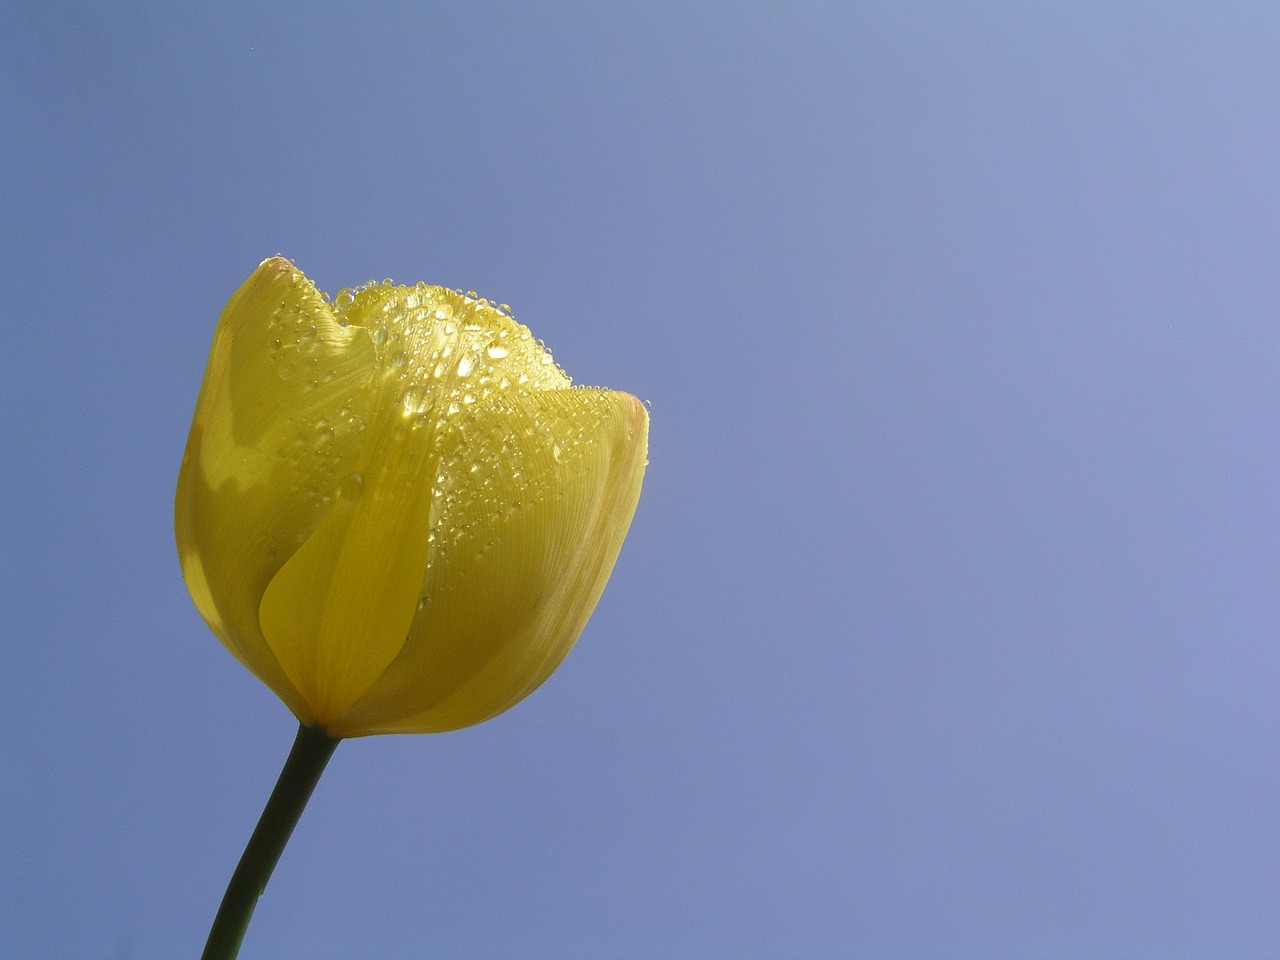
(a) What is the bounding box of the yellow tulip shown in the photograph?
[176,258,648,737]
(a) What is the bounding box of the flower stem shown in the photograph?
[201,723,341,960]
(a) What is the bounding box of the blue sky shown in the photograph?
[3,3,1277,959]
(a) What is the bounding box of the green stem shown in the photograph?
[201,723,341,960]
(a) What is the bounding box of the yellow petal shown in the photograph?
[257,354,437,725]
[252,280,573,723]
[175,258,376,724]
[326,388,648,736]
[331,279,572,397]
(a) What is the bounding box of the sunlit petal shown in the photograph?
[328,388,648,736]
[175,258,376,723]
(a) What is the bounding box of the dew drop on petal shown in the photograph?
[401,387,434,416]
[340,471,365,500]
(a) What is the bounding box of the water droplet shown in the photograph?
[456,355,475,377]
[486,343,508,359]
[552,443,563,462]
[370,325,388,345]
[340,471,364,500]
[268,338,282,353]
[277,360,297,379]
[401,387,434,416]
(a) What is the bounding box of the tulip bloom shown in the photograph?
[177,258,648,736]
[178,259,647,959]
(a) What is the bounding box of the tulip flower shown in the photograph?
[176,258,647,959]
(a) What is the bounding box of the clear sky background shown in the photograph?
[2,3,1277,959]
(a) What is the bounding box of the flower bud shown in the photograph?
[176,259,647,736]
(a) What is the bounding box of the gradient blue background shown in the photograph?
[3,4,1277,959]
